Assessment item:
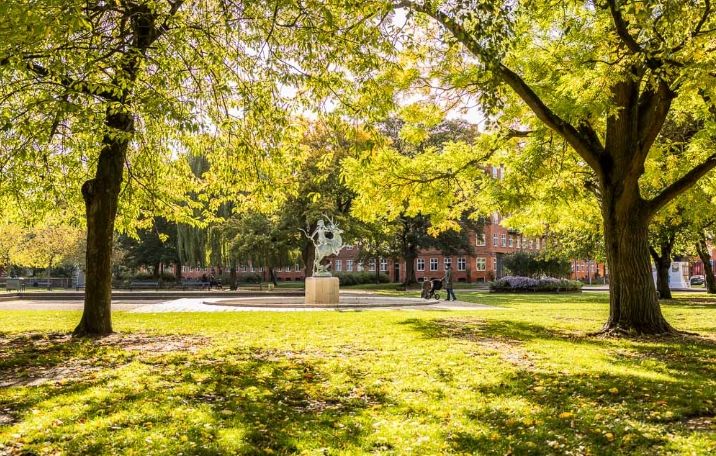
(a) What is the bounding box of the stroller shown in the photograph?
[421,278,443,300]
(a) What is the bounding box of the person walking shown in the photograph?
[443,264,457,301]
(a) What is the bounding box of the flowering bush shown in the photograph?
[490,276,582,292]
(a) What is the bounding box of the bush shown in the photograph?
[132,272,176,282]
[490,276,582,293]
[334,272,390,286]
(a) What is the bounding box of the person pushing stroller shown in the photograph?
[443,264,457,301]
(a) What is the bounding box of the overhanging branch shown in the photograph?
[647,154,716,216]
[397,0,606,176]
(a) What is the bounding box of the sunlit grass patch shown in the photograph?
[1,292,714,454]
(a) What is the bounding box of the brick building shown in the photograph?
[269,212,550,284]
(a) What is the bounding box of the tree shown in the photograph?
[2,1,388,335]
[116,218,179,279]
[222,213,297,286]
[12,225,85,288]
[397,0,716,334]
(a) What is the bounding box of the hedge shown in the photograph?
[334,272,391,286]
[490,276,582,293]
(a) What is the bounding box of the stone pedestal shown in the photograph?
[305,276,339,305]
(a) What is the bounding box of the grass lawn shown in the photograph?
[0,293,714,455]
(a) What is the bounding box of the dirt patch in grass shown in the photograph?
[96,333,209,353]
[0,332,209,387]
[684,415,716,432]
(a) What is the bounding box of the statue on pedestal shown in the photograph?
[305,217,344,277]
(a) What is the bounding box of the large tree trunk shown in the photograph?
[695,236,716,293]
[649,244,673,300]
[601,188,673,334]
[74,112,131,336]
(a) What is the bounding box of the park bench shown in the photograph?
[5,278,25,292]
[128,280,160,291]
[180,280,211,290]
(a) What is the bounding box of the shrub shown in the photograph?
[490,276,582,293]
[132,272,176,282]
[334,272,390,285]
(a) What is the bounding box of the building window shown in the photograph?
[493,257,497,270]
[492,212,500,224]
[380,258,388,272]
[369,259,376,271]
[536,238,541,250]
[492,166,499,178]
[430,258,438,271]
[476,231,486,246]
[508,236,513,248]
[476,257,486,271]
[444,257,452,270]
[493,234,498,247]
[529,239,534,249]
[346,245,353,250]
[516,238,521,249]
[295,264,300,272]
[417,258,425,271]
[501,233,506,247]
[457,257,466,271]
[347,260,353,272]
[357,262,364,272]
[335,260,342,272]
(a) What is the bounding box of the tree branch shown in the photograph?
[397,0,605,175]
[606,0,644,55]
[647,154,716,216]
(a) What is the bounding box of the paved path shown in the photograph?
[0,300,161,311]
[0,298,499,312]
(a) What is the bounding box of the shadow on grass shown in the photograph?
[399,317,716,455]
[1,339,385,455]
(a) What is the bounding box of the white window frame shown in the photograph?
[476,232,486,246]
[417,258,425,272]
[476,257,487,271]
[493,234,498,247]
[335,260,342,272]
[457,257,466,271]
[508,236,513,248]
[429,258,438,271]
[380,258,388,272]
[501,233,507,247]
[369,259,376,271]
[346,260,353,272]
[444,257,452,270]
